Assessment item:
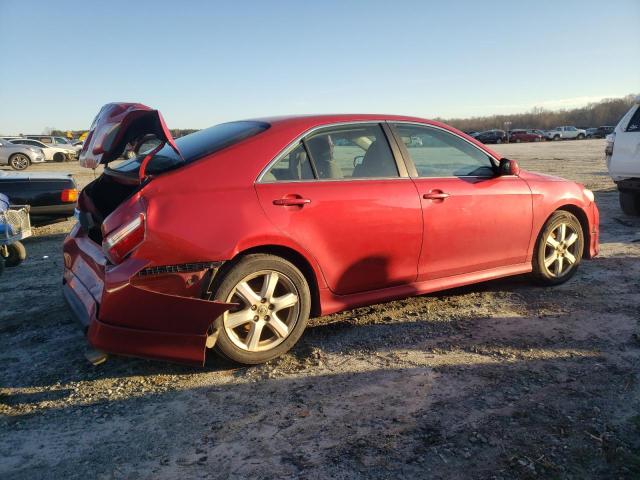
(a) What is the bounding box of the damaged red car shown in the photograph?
[63,103,600,366]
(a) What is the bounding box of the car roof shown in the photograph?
[251,113,450,131]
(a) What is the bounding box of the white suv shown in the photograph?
[545,126,587,141]
[606,96,640,215]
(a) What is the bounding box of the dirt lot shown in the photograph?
[1,139,639,479]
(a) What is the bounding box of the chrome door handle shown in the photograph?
[273,197,311,206]
[423,191,450,200]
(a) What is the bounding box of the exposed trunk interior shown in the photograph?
[80,173,141,243]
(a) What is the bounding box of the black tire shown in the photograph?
[210,254,311,364]
[3,241,27,267]
[9,153,30,170]
[532,211,584,286]
[53,152,65,162]
[620,191,640,216]
[0,257,4,277]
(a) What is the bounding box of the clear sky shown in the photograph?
[0,0,638,133]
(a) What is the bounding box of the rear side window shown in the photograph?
[306,124,398,179]
[262,143,314,182]
[261,123,399,182]
[626,106,640,132]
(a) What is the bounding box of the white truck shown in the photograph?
[606,96,640,215]
[545,126,587,141]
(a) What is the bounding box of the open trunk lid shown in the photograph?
[79,102,182,175]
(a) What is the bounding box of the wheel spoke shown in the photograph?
[272,292,298,313]
[246,320,265,350]
[565,232,578,247]
[546,237,560,248]
[565,251,576,265]
[226,308,254,329]
[558,224,567,242]
[555,256,564,275]
[545,252,558,268]
[260,272,279,301]
[235,281,261,305]
[267,313,289,338]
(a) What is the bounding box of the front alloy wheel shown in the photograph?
[211,254,311,364]
[532,211,584,285]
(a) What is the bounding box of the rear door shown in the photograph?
[255,122,423,295]
[390,123,533,281]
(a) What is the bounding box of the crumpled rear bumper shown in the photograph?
[62,225,233,365]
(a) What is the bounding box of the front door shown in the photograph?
[390,123,533,281]
[255,123,423,295]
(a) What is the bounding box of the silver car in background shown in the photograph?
[0,138,45,170]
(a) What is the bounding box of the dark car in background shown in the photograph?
[0,171,78,225]
[509,129,543,143]
[474,129,507,144]
[594,126,615,139]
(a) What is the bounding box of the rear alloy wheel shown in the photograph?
[620,191,640,216]
[9,153,29,170]
[532,211,584,285]
[211,254,311,364]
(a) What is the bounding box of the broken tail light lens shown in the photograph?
[61,188,79,203]
[102,213,145,264]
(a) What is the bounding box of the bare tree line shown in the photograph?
[439,94,637,132]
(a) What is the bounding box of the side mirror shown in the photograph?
[499,158,520,176]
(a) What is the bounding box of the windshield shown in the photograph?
[109,120,269,176]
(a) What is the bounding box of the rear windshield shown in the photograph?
[110,120,269,176]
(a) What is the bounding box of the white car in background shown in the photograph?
[9,138,76,162]
[545,126,587,141]
[606,96,640,215]
[25,135,82,153]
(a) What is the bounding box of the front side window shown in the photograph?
[54,137,70,144]
[393,124,495,178]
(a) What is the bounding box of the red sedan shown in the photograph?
[63,103,599,366]
[509,129,544,143]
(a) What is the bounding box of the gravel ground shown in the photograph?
[1,139,639,479]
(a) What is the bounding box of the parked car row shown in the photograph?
[467,125,614,144]
[0,135,80,170]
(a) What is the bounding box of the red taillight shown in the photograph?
[61,188,78,203]
[102,213,145,264]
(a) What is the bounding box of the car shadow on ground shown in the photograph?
[2,339,638,479]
